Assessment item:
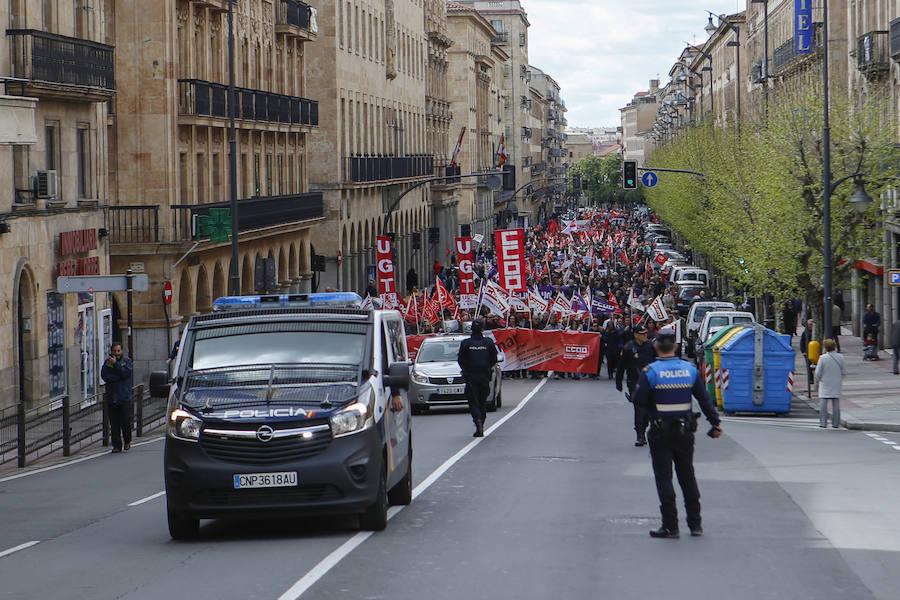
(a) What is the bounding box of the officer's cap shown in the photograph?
[633,324,648,334]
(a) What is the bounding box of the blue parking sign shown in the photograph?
[889,269,900,286]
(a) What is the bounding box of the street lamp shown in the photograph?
[705,12,741,133]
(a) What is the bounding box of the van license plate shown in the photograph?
[233,471,298,489]
[438,386,465,395]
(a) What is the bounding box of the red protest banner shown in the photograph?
[455,236,477,308]
[495,228,526,293]
[406,328,601,375]
[376,235,399,308]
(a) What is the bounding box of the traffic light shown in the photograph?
[622,161,637,189]
[582,179,588,190]
[738,257,749,274]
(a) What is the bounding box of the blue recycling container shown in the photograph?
[717,326,795,415]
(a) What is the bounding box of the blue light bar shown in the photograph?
[213,292,363,311]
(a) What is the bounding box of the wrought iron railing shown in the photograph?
[276,0,313,31]
[171,191,324,242]
[857,30,890,74]
[343,155,434,183]
[107,205,160,243]
[6,29,115,90]
[491,32,509,45]
[0,385,165,468]
[773,23,823,74]
[177,79,319,126]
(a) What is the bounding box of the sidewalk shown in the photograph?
[792,326,900,431]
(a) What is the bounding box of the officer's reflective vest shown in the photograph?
[644,358,697,417]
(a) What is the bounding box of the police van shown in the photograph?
[149,292,412,539]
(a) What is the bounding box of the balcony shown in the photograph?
[178,79,318,127]
[6,30,115,101]
[857,30,890,76]
[172,192,324,242]
[773,23,823,74]
[107,205,160,243]
[491,32,509,45]
[343,155,434,184]
[275,0,317,40]
[191,0,228,11]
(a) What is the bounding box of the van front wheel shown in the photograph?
[360,464,388,531]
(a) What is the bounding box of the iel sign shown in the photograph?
[794,0,812,54]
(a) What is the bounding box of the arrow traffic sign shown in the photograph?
[641,171,658,188]
[57,274,150,293]
[200,208,232,243]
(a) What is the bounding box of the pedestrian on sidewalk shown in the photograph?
[814,338,845,429]
[831,303,842,352]
[862,303,881,342]
[800,319,815,382]
[101,342,134,452]
[891,318,900,375]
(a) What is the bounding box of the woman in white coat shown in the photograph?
[814,338,845,428]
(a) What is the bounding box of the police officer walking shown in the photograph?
[615,324,656,446]
[632,325,723,538]
[457,319,499,437]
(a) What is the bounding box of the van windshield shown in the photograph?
[190,322,368,369]
[708,316,731,328]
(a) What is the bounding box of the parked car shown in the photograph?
[694,311,757,360]
[674,284,710,316]
[409,335,503,414]
[669,266,710,286]
[685,301,736,357]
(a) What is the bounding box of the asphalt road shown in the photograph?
[1,376,898,600]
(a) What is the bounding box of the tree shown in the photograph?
[645,76,896,338]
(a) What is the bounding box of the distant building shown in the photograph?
[565,133,594,164]
[619,80,659,164]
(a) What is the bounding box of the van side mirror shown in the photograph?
[383,362,410,390]
[149,371,171,398]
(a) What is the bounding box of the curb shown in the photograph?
[792,391,900,432]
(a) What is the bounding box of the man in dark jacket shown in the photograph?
[101,342,134,453]
[616,324,657,446]
[457,319,498,437]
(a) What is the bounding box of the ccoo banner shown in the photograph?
[794,0,812,54]
[376,235,399,309]
[495,228,526,293]
[455,236,477,308]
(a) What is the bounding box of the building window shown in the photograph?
[254,153,261,196]
[12,145,30,203]
[277,154,284,195]
[288,155,295,192]
[297,154,303,192]
[491,19,503,33]
[47,292,66,399]
[266,153,273,195]
[41,0,54,32]
[241,153,249,197]
[519,32,526,46]
[196,153,207,202]
[179,152,190,203]
[45,122,60,172]
[212,153,222,202]
[77,125,92,199]
[338,1,343,48]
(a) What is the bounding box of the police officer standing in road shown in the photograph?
[632,325,722,538]
[457,319,498,437]
[616,324,656,446]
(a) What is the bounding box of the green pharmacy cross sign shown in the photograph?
[200,208,232,243]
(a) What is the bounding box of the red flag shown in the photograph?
[608,292,622,315]
[435,278,457,312]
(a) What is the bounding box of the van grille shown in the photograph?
[195,485,343,506]
[200,425,332,465]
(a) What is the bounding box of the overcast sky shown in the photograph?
[525,0,743,128]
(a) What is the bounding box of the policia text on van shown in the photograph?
[150,293,413,539]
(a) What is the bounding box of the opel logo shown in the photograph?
[256,425,275,443]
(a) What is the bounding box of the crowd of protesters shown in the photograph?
[373,204,715,378]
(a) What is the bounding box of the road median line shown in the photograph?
[277,377,548,600]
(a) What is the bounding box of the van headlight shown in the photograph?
[412,370,429,384]
[330,390,375,438]
[168,408,202,442]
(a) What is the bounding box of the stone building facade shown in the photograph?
[1,0,115,410]
[306,0,432,297]
[446,1,507,242]
[108,0,323,382]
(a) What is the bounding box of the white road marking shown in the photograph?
[0,436,165,484]
[128,491,166,506]
[0,541,40,559]
[882,440,897,446]
[720,416,821,429]
[277,378,548,600]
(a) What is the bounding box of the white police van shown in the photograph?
[149,292,412,539]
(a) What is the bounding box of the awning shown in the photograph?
[853,259,884,276]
